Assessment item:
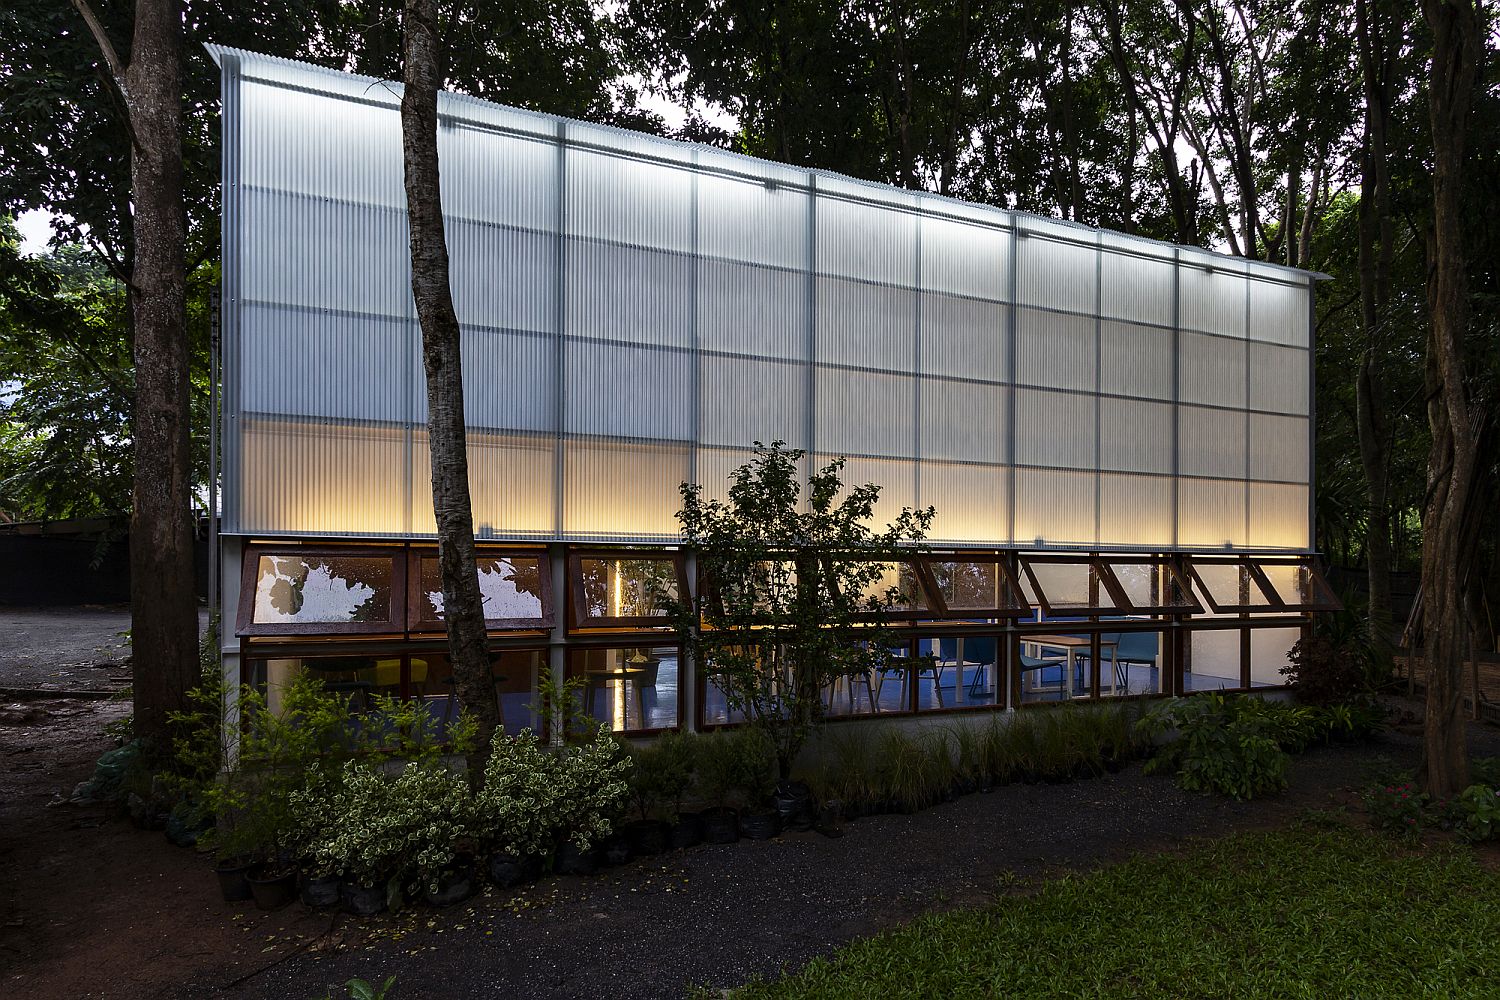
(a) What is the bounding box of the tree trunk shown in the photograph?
[1354,0,1397,633]
[71,0,199,750]
[1418,0,1482,798]
[401,0,502,766]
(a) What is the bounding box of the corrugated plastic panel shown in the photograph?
[919,379,1006,464]
[219,47,1317,551]
[695,447,759,505]
[1178,478,1247,549]
[1249,413,1309,482]
[1248,483,1310,549]
[566,147,692,252]
[1249,343,1310,415]
[699,355,807,449]
[1099,473,1174,548]
[698,171,810,269]
[918,212,1009,300]
[1014,469,1096,547]
[1099,248,1174,326]
[815,368,916,458]
[1179,405,1246,479]
[563,341,692,440]
[1100,321,1173,400]
[563,440,689,537]
[565,242,693,347]
[446,219,555,334]
[920,461,1007,543]
[410,430,554,537]
[1099,398,1172,474]
[815,277,915,370]
[918,292,1006,382]
[820,454,915,527]
[1014,389,1095,470]
[816,194,916,284]
[1017,233,1097,313]
[240,188,411,319]
[697,259,808,359]
[1015,308,1095,393]
[239,305,410,424]
[1179,332,1247,408]
[239,417,407,535]
[1248,278,1309,347]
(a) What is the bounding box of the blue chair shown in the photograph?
[1099,632,1160,692]
[938,637,999,699]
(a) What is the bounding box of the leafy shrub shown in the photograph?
[1470,757,1500,787]
[1138,694,1291,800]
[473,729,563,858]
[627,729,697,820]
[548,728,633,850]
[296,759,474,895]
[1362,781,1430,840]
[1283,637,1372,707]
[698,727,778,809]
[1455,785,1500,843]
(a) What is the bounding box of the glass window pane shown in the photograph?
[915,635,1001,710]
[575,555,681,624]
[417,554,547,625]
[1190,561,1276,612]
[1103,561,1199,613]
[1018,631,1092,703]
[1023,560,1123,615]
[926,560,1017,615]
[859,562,929,613]
[568,645,679,733]
[1098,630,1164,697]
[413,650,543,736]
[1185,628,1243,691]
[1253,562,1338,610]
[251,553,395,626]
[1250,627,1300,687]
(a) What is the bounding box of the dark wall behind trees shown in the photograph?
[2,0,1496,643]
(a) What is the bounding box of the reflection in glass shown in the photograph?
[1192,562,1274,610]
[1106,562,1194,612]
[420,555,544,623]
[253,555,392,624]
[859,562,928,613]
[578,557,679,620]
[927,561,1011,614]
[569,645,678,732]
[1255,563,1331,609]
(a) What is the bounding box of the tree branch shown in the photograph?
[69,0,128,91]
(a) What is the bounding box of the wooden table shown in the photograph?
[1022,634,1119,699]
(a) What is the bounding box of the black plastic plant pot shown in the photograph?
[623,819,670,857]
[424,869,475,907]
[487,851,542,889]
[341,881,387,916]
[247,867,296,911]
[602,833,633,866]
[214,859,254,903]
[774,781,816,832]
[740,809,781,840]
[555,843,602,876]
[299,872,342,909]
[700,807,739,845]
[668,812,704,849]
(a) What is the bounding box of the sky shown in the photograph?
[15,209,53,256]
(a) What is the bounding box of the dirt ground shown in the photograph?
[0,607,135,693]
[2,649,1496,998]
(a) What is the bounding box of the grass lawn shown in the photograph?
[725,822,1500,999]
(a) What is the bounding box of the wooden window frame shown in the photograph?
[913,553,1029,620]
[1186,556,1284,613]
[1093,556,1204,615]
[568,549,690,629]
[406,547,555,632]
[1018,554,1131,618]
[1243,557,1342,612]
[237,544,407,637]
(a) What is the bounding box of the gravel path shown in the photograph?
[187,719,1500,1000]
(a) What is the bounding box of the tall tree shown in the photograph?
[68,0,197,748]
[400,0,501,761]
[1418,0,1484,797]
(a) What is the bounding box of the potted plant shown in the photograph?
[624,730,695,855]
[551,729,632,875]
[473,730,561,888]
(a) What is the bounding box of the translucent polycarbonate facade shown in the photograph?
[214,47,1319,551]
